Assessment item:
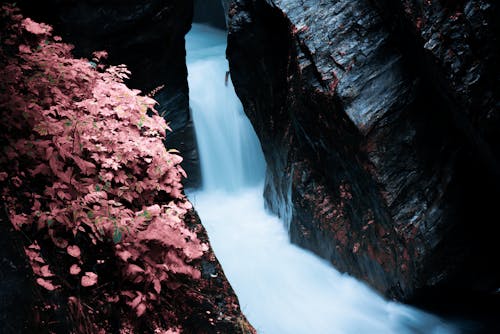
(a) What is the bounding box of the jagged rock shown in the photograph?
[18,0,201,188]
[372,0,499,161]
[226,0,499,300]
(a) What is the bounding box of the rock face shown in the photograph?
[226,0,499,300]
[0,215,37,334]
[18,0,201,188]
[194,0,227,28]
[373,0,499,174]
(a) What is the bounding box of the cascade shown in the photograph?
[186,23,457,334]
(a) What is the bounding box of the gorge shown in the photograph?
[186,23,457,334]
[1,0,498,333]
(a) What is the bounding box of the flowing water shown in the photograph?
[186,23,458,334]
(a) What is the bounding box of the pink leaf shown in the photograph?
[19,44,31,53]
[36,278,59,291]
[145,204,161,217]
[127,264,145,276]
[22,18,52,35]
[129,293,143,309]
[153,279,161,294]
[10,214,29,229]
[70,264,81,275]
[67,245,81,258]
[92,50,108,61]
[40,265,54,277]
[30,164,50,176]
[116,250,132,262]
[73,156,96,175]
[81,272,98,287]
[136,303,147,317]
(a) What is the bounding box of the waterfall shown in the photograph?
[186,23,457,334]
[187,24,265,191]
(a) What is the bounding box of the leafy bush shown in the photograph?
[0,5,208,331]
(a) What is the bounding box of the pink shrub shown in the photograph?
[0,5,208,330]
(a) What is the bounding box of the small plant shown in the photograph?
[0,4,208,331]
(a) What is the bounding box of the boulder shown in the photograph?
[226,0,499,300]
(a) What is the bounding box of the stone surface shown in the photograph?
[194,0,227,28]
[373,0,499,162]
[0,216,38,334]
[18,0,201,188]
[226,0,499,300]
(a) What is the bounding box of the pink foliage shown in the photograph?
[37,278,60,291]
[22,18,52,35]
[81,272,99,287]
[0,4,207,324]
[67,245,81,258]
[70,264,82,275]
[92,50,108,61]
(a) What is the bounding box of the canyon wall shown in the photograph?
[226,0,499,300]
[194,0,227,28]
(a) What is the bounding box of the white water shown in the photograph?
[186,24,458,334]
[187,24,265,191]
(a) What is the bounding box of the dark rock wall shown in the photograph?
[221,0,232,27]
[18,0,201,188]
[0,214,38,334]
[226,0,499,300]
[194,0,227,28]
[372,0,499,162]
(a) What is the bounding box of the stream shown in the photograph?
[186,23,458,334]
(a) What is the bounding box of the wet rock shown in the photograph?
[226,0,499,300]
[371,0,499,180]
[386,1,496,122]
[0,215,38,334]
[194,0,227,28]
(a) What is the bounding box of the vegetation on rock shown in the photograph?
[0,5,253,333]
